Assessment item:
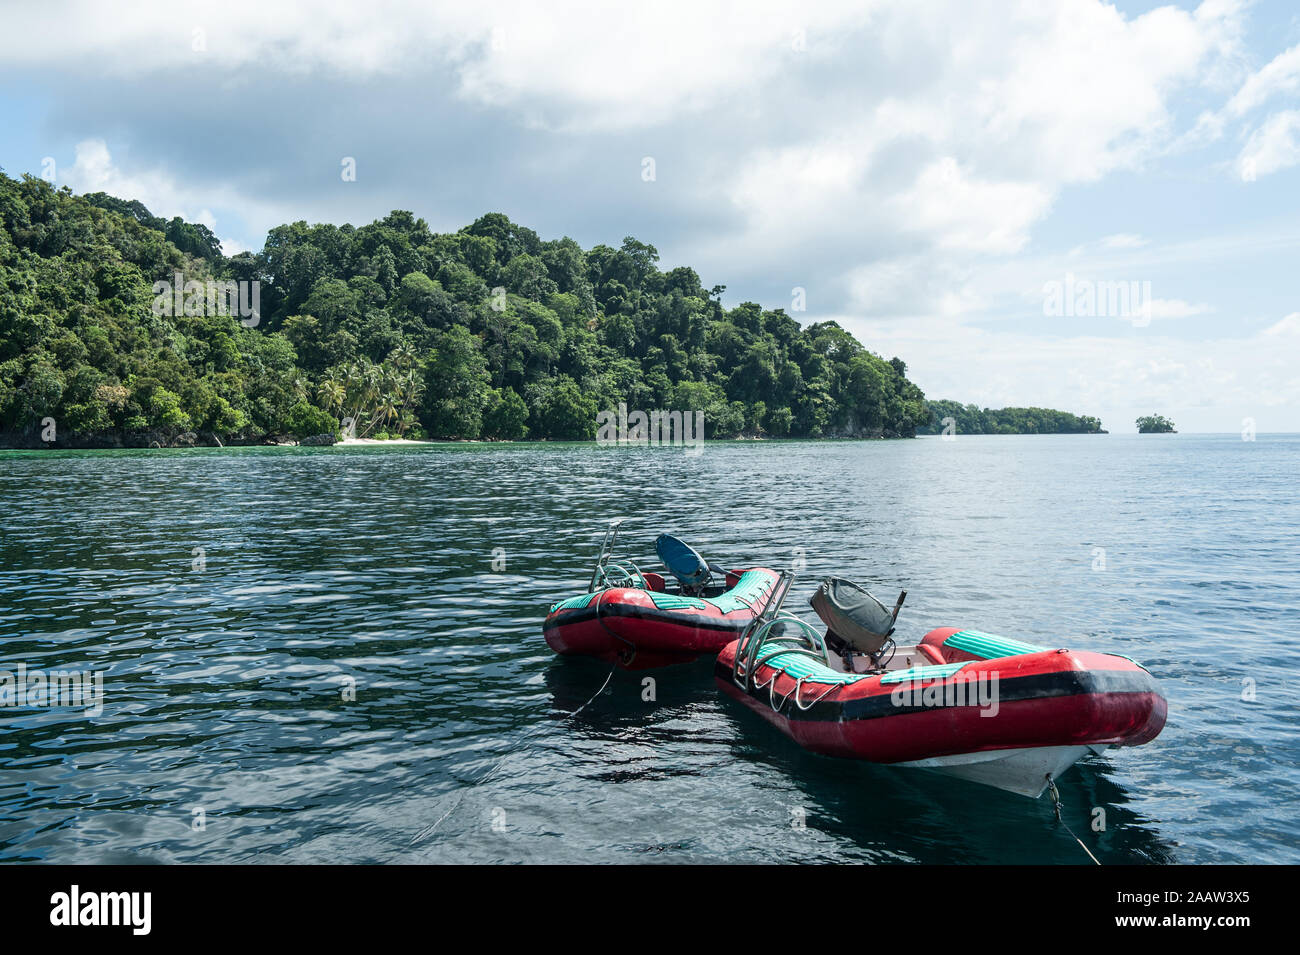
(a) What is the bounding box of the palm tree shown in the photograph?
[392,342,417,370]
[316,377,345,415]
[377,396,400,431]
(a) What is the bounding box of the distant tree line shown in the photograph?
[0,170,1099,448]
[918,400,1105,435]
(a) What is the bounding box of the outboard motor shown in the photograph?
[810,577,906,670]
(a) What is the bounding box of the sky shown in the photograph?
[1,0,1298,433]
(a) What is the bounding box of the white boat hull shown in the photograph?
[896,744,1109,797]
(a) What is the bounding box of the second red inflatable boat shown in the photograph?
[543,523,779,669]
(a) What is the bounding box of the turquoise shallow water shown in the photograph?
[1,434,1297,864]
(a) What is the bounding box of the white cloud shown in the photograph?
[846,255,983,319]
[0,1,1240,140]
[61,139,191,219]
[59,139,289,253]
[893,158,1052,254]
[1262,312,1300,337]
[1183,39,1300,176]
[708,0,1238,287]
[1225,43,1300,117]
[1236,110,1300,179]
[218,237,253,256]
[837,222,1286,328]
[447,3,876,128]
[837,308,1300,431]
[0,1,874,129]
[968,0,1223,182]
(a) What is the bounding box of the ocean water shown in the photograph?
[1,434,1296,864]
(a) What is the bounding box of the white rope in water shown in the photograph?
[408,659,619,846]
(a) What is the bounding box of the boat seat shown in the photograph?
[810,577,906,657]
[655,534,723,593]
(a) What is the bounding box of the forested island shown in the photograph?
[0,171,1102,448]
[1136,414,1176,433]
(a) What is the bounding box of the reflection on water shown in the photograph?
[1,435,1297,863]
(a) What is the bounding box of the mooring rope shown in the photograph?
[1045,774,1101,865]
[592,587,638,665]
[408,658,620,846]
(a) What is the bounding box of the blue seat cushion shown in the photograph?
[655,534,711,587]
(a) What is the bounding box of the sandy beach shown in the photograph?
[337,437,433,446]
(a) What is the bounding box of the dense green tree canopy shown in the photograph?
[0,171,1099,447]
[1136,414,1176,434]
[918,400,1105,435]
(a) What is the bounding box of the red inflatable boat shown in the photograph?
[543,523,780,669]
[717,574,1167,796]
[546,569,780,668]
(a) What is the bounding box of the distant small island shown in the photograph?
[918,400,1105,435]
[1136,414,1177,434]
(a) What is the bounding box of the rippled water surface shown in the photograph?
[2,435,1297,864]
